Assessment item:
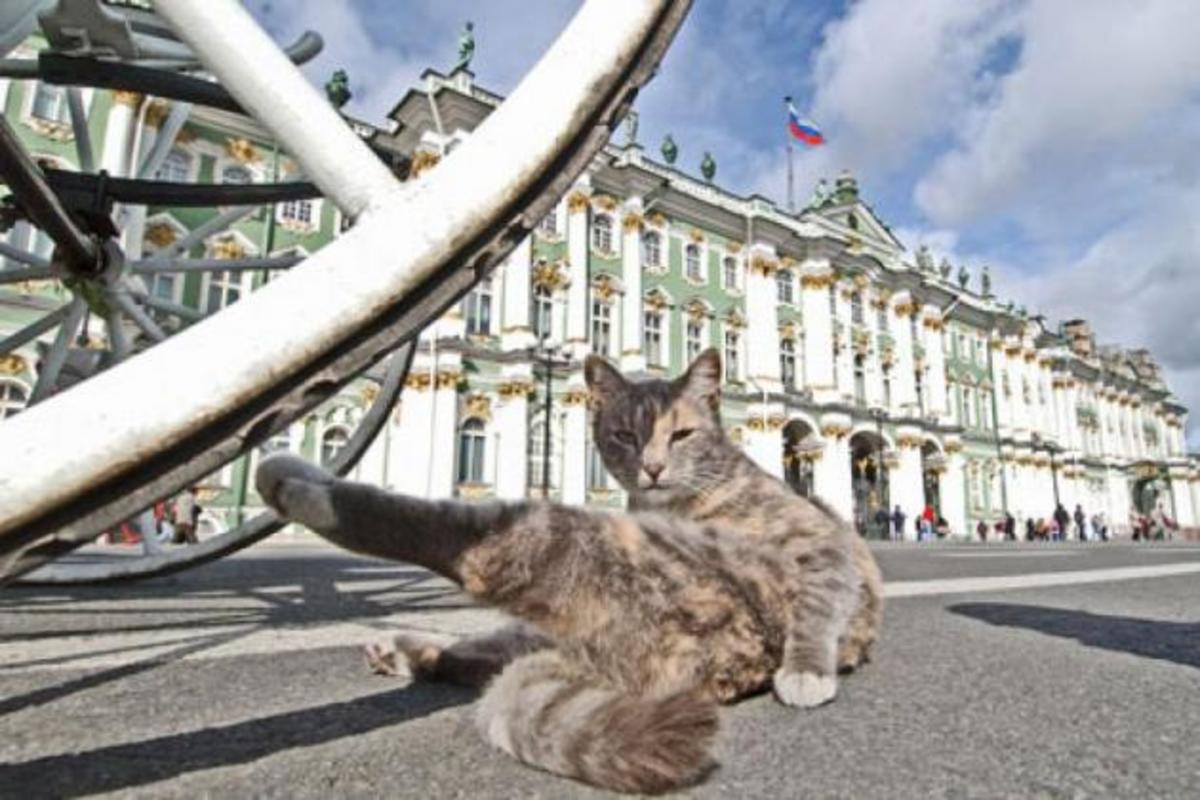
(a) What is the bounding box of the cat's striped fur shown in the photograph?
[256,348,882,794]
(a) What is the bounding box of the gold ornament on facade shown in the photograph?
[593,194,618,213]
[749,254,778,276]
[112,90,142,108]
[498,379,535,399]
[211,237,246,261]
[897,433,924,449]
[767,414,787,430]
[0,353,27,376]
[144,221,178,248]
[779,321,798,341]
[779,256,798,271]
[1023,350,1037,363]
[688,227,705,244]
[1004,345,1021,357]
[989,339,1003,350]
[820,422,851,439]
[532,260,568,291]
[592,274,617,302]
[359,383,380,405]
[644,290,669,311]
[404,373,432,392]
[464,393,492,421]
[621,211,643,232]
[224,137,259,165]
[746,415,766,432]
[566,191,591,214]
[175,126,198,145]
[646,211,667,229]
[943,439,963,454]
[686,299,708,322]
[435,370,462,390]
[408,150,441,179]
[144,99,170,128]
[563,387,590,407]
[852,274,870,290]
[893,301,919,318]
[725,240,742,254]
[800,272,835,289]
[458,483,492,499]
[724,309,746,330]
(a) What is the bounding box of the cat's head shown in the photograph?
[584,348,738,508]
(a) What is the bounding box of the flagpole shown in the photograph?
[784,96,795,213]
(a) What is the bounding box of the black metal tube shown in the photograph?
[542,342,553,495]
[0,117,99,273]
[39,52,244,113]
[43,167,321,208]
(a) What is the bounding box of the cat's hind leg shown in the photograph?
[364,622,553,688]
[477,650,717,794]
[773,535,860,709]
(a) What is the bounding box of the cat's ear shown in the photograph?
[677,348,722,412]
[584,354,626,408]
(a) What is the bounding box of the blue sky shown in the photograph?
[248,0,1200,446]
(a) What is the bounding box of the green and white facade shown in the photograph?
[2,54,1197,538]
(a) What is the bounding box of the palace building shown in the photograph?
[2,46,1197,539]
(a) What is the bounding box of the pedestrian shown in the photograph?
[1073,504,1087,542]
[891,505,906,543]
[1054,503,1070,542]
[1004,511,1016,541]
[976,519,988,542]
[173,487,199,544]
[1025,517,1035,541]
[873,505,889,541]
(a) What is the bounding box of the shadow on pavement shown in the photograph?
[948,602,1200,670]
[0,682,474,797]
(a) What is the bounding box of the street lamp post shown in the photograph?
[533,332,570,497]
[1031,432,1061,509]
[869,406,887,539]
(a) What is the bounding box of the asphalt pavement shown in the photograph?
[1,539,1198,798]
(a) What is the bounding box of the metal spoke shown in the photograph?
[130,254,302,274]
[0,305,70,355]
[65,87,95,173]
[132,290,204,322]
[0,264,54,284]
[29,296,86,404]
[104,309,132,363]
[0,239,50,269]
[136,101,193,180]
[110,287,167,343]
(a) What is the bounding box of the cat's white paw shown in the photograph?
[773,669,837,709]
[364,641,409,677]
[256,454,338,529]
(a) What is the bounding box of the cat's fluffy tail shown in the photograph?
[477,651,718,794]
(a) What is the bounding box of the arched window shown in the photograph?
[780,338,796,390]
[0,380,29,419]
[222,164,252,184]
[850,292,864,324]
[686,318,704,363]
[644,309,663,366]
[685,244,702,281]
[853,354,866,405]
[31,83,69,122]
[723,330,740,382]
[539,208,558,235]
[320,425,350,467]
[723,256,738,290]
[457,419,487,484]
[882,365,892,408]
[776,270,794,304]
[532,283,553,341]
[154,148,193,182]
[528,410,557,491]
[642,231,662,267]
[592,215,613,252]
[591,299,612,356]
[463,276,492,336]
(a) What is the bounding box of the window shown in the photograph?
[154,148,192,182]
[853,354,866,406]
[457,419,487,484]
[592,215,613,252]
[528,411,557,490]
[320,426,350,467]
[877,305,888,332]
[915,369,925,415]
[540,209,558,235]
[776,270,794,304]
[829,285,837,316]
[31,83,69,123]
[463,276,492,336]
[685,244,702,281]
[848,213,859,231]
[279,199,313,224]
[587,438,609,490]
[963,387,974,427]
[149,272,178,302]
[0,380,28,419]
[206,270,243,311]
[723,256,738,290]
[532,284,553,341]
[222,164,252,184]
[591,300,612,356]
[851,292,864,325]
[685,319,704,363]
[642,231,662,267]
[883,367,892,408]
[981,390,992,430]
[723,330,740,382]
[780,338,796,390]
[644,310,663,366]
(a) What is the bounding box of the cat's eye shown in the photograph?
[614,430,638,446]
[670,428,695,444]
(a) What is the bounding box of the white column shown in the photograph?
[561,377,589,505]
[892,427,926,535]
[991,341,1011,433]
[100,91,140,177]
[800,260,836,403]
[620,198,645,372]
[500,236,536,351]
[814,413,853,521]
[889,292,917,416]
[391,368,434,497]
[745,404,785,478]
[834,281,854,402]
[494,366,534,499]
[428,362,461,499]
[745,245,782,392]
[564,186,591,359]
[1169,467,1195,526]
[940,439,967,536]
[923,307,948,422]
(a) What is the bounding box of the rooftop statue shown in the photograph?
[957,264,969,289]
[324,69,352,109]
[981,265,992,297]
[455,21,475,72]
[809,178,829,208]
[700,151,716,182]
[939,257,952,280]
[624,110,639,146]
[915,244,933,273]
[661,133,678,165]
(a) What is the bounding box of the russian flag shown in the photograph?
[787,101,824,146]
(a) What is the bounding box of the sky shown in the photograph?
[247,0,1200,447]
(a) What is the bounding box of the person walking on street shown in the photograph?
[1054,503,1070,542]
[891,505,906,543]
[173,487,199,544]
[1004,511,1016,541]
[976,519,988,542]
[1073,504,1087,542]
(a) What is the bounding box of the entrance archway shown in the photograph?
[782,419,817,497]
[850,430,889,538]
[1132,476,1166,515]
[921,440,944,514]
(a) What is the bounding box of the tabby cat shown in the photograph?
[256,348,882,794]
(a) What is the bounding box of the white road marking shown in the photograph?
[886,562,1200,598]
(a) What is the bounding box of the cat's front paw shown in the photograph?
[256,453,338,529]
[773,669,837,709]
[364,633,447,679]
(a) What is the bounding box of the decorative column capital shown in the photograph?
[566,190,592,214]
[112,90,142,108]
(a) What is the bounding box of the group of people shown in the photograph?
[1130,507,1178,541]
[880,500,1124,543]
[998,503,1108,542]
[878,504,949,542]
[100,488,203,548]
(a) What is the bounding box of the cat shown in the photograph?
[256,347,883,794]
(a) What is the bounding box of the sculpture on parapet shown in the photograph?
[455,21,475,72]
[624,110,639,146]
[957,264,969,290]
[939,257,952,280]
[809,178,829,209]
[915,244,933,273]
[700,151,716,182]
[661,133,678,165]
[981,265,992,297]
[324,69,351,109]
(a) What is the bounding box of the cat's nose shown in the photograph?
[643,462,664,481]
